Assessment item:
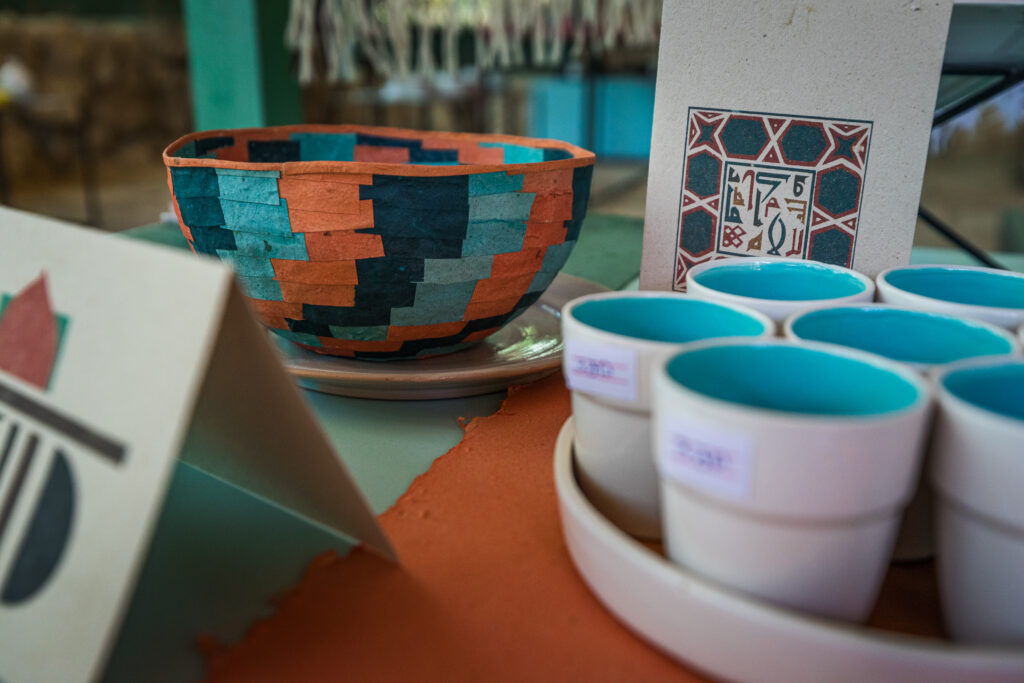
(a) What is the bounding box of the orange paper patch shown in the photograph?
[272,259,359,285]
[528,194,574,223]
[462,298,520,321]
[522,222,568,249]
[279,282,356,307]
[386,321,467,342]
[285,172,374,185]
[315,337,405,353]
[278,178,361,213]
[489,249,545,279]
[353,145,410,163]
[521,168,573,193]
[304,231,385,261]
[289,200,374,233]
[470,274,535,303]
[245,299,303,329]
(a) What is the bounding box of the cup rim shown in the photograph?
[876,264,1024,316]
[562,290,775,350]
[929,355,1024,431]
[657,337,932,424]
[685,256,875,307]
[782,303,1022,361]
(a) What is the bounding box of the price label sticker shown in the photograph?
[658,418,753,501]
[564,339,638,403]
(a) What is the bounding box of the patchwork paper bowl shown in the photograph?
[163,125,595,359]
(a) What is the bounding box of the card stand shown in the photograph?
[553,417,1024,682]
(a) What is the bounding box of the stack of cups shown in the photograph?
[785,304,1020,560]
[930,358,1024,644]
[874,264,1024,642]
[652,339,932,621]
[562,292,774,538]
[563,256,1024,631]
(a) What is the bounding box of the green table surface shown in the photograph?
[102,213,644,682]
[104,215,1022,682]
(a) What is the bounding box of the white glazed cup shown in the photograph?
[562,292,774,538]
[783,304,1021,561]
[930,357,1024,645]
[876,264,1024,330]
[685,256,875,323]
[653,339,932,622]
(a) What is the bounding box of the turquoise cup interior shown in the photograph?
[666,343,922,416]
[570,297,768,343]
[693,261,867,301]
[942,361,1024,422]
[790,307,1015,366]
[884,267,1024,309]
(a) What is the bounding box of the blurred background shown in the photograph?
[0,0,1021,257]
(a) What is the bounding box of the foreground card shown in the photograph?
[0,207,391,683]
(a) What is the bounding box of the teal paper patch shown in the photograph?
[216,174,281,206]
[216,253,277,278]
[422,255,494,283]
[462,221,527,256]
[468,192,535,223]
[234,275,284,301]
[480,142,545,164]
[327,325,389,341]
[469,172,525,197]
[390,281,476,326]
[231,231,309,260]
[290,132,356,162]
[221,199,292,235]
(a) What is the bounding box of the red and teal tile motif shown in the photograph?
[674,107,872,290]
[166,127,593,360]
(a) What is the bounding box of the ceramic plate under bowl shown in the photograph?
[279,273,606,400]
[553,417,1024,682]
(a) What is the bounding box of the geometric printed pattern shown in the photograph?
[674,107,872,290]
[165,126,594,359]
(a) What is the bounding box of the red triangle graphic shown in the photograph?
[812,211,829,226]
[767,118,787,133]
[0,274,58,390]
[835,124,859,133]
[682,194,694,206]
[709,198,720,210]
[762,147,781,163]
[843,218,857,230]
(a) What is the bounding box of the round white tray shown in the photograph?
[553,417,1024,682]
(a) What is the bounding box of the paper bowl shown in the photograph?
[163,125,595,359]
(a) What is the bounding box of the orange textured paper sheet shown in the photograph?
[201,372,945,681]
[202,374,694,682]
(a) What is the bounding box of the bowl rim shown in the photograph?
[163,123,596,177]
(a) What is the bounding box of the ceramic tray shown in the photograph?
[279,274,607,400]
[554,417,1024,682]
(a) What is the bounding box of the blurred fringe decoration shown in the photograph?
[285,0,663,86]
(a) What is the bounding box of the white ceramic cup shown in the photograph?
[653,339,932,622]
[876,264,1024,330]
[561,292,773,538]
[685,256,875,323]
[930,357,1024,645]
[784,304,1021,561]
